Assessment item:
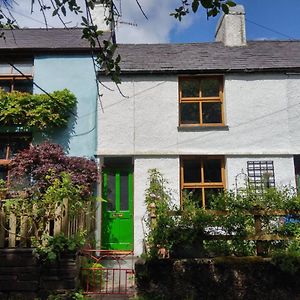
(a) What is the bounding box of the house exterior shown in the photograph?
[97,5,300,256]
[0,28,105,177]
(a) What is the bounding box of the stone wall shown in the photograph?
[0,248,80,300]
[135,257,300,300]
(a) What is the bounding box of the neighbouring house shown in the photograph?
[98,5,300,256]
[0,28,103,161]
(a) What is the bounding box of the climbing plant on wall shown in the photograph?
[0,88,76,129]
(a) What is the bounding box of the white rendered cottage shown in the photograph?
[97,6,300,256]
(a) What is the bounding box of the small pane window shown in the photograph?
[202,102,222,124]
[14,80,33,93]
[180,103,199,124]
[182,188,202,208]
[181,80,199,98]
[183,159,201,183]
[201,79,220,97]
[204,188,223,209]
[106,173,116,211]
[181,156,225,209]
[203,159,222,182]
[179,76,223,126]
[0,60,33,93]
[120,172,129,211]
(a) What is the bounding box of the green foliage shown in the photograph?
[171,0,236,21]
[0,88,76,129]
[144,169,300,260]
[33,231,86,262]
[81,257,104,288]
[4,172,95,247]
[46,290,88,300]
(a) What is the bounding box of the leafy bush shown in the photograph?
[9,141,97,196]
[144,169,300,259]
[33,231,86,262]
[0,88,76,129]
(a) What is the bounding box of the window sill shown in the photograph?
[178,125,229,132]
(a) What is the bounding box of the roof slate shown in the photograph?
[0,28,110,51]
[116,41,300,73]
[1,28,300,73]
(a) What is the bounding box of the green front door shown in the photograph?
[101,169,133,250]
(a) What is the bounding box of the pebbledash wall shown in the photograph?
[33,55,98,158]
[98,73,299,256]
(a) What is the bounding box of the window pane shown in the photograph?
[182,188,203,208]
[201,79,220,97]
[0,141,8,159]
[0,166,8,181]
[203,159,222,182]
[202,102,222,124]
[204,188,223,209]
[0,64,12,75]
[183,159,201,183]
[181,80,199,98]
[12,62,33,75]
[0,80,12,92]
[14,80,33,93]
[106,173,116,211]
[9,136,31,158]
[120,172,129,211]
[180,103,200,124]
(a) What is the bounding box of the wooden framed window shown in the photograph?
[179,76,224,126]
[0,134,32,184]
[0,60,33,93]
[180,156,225,209]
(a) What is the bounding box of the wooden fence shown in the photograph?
[149,207,300,256]
[0,199,95,248]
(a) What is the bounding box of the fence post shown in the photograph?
[0,205,5,247]
[149,202,157,229]
[254,213,264,256]
[8,213,17,247]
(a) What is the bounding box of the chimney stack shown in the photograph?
[90,0,111,32]
[215,5,246,47]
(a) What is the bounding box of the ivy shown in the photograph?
[0,88,76,130]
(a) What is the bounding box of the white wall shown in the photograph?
[226,155,296,190]
[98,73,299,156]
[133,156,180,256]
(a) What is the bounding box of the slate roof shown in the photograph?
[1,28,300,73]
[0,28,110,52]
[116,41,300,74]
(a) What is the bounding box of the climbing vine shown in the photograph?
[0,88,76,129]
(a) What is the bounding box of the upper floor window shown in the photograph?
[0,60,33,93]
[179,76,224,126]
[181,156,225,209]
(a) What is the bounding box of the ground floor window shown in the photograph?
[0,134,32,185]
[180,156,225,209]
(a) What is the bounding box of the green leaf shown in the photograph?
[192,0,199,13]
[222,4,229,14]
[61,5,66,16]
[226,1,236,7]
[200,0,214,9]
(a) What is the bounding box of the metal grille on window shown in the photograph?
[247,161,275,193]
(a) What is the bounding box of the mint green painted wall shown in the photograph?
[33,55,97,158]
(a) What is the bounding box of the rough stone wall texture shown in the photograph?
[135,258,300,300]
[0,248,79,300]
